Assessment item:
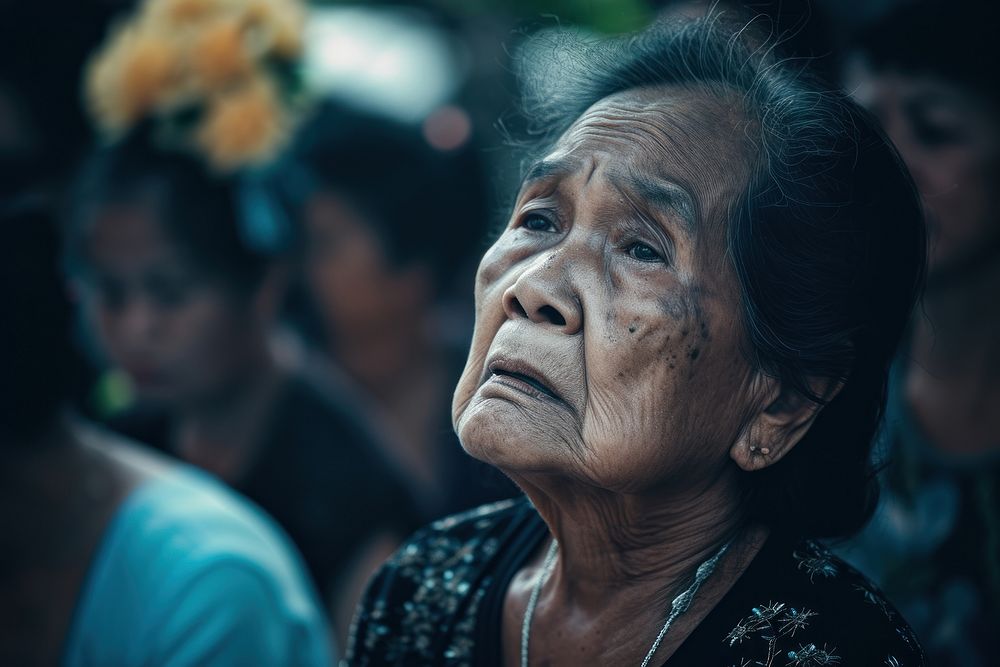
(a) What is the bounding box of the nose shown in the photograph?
[117,296,160,344]
[501,253,582,334]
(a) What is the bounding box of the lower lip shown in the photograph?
[483,373,560,403]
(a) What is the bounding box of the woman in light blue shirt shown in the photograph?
[0,204,334,666]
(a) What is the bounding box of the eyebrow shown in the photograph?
[522,156,699,231]
[614,168,698,232]
[522,156,580,184]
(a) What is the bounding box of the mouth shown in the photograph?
[486,359,562,402]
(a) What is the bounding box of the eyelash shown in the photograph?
[520,212,558,233]
[626,242,665,263]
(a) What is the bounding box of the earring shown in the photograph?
[749,444,771,456]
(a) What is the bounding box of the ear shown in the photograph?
[730,373,843,472]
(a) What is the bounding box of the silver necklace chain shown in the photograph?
[520,538,732,667]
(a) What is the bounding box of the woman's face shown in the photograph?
[303,191,429,341]
[848,60,1000,276]
[453,88,763,494]
[79,203,263,407]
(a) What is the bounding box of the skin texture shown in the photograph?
[452,86,831,665]
[848,62,1000,458]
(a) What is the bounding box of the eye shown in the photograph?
[521,212,557,232]
[627,242,664,263]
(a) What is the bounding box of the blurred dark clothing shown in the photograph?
[837,359,1000,667]
[110,369,421,603]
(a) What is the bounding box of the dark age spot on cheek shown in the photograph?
[678,289,714,378]
[660,292,689,321]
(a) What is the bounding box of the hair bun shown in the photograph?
[84,0,309,172]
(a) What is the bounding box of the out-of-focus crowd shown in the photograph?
[0,1,997,665]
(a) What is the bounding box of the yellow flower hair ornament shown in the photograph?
[84,0,308,173]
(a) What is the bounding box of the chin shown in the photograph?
[456,394,577,475]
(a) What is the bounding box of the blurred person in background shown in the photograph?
[836,2,1000,664]
[290,101,517,517]
[0,203,333,666]
[66,0,417,643]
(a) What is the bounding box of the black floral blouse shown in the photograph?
[349,498,924,666]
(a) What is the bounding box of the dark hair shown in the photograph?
[292,101,489,291]
[1,203,87,441]
[65,125,291,294]
[514,16,925,539]
[853,0,1000,103]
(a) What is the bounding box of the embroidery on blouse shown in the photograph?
[792,541,839,582]
[351,500,515,665]
[725,602,835,666]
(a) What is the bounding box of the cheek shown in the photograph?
[577,293,749,490]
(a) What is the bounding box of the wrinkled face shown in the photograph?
[79,203,262,407]
[848,61,1000,275]
[453,87,763,494]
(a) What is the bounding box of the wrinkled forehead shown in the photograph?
[539,86,755,228]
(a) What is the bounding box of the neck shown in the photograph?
[914,256,1000,377]
[173,349,285,479]
[517,469,746,613]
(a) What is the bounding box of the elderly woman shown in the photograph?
[350,17,926,666]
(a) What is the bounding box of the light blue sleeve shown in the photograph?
[147,560,332,667]
[62,467,335,667]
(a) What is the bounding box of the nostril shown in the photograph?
[539,305,566,326]
[509,296,528,319]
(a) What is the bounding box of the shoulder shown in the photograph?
[115,464,318,594]
[69,466,332,666]
[718,536,925,666]
[348,497,531,664]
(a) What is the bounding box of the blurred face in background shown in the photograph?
[303,190,430,342]
[848,60,1000,278]
[78,202,265,408]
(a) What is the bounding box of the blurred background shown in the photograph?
[1,1,997,665]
